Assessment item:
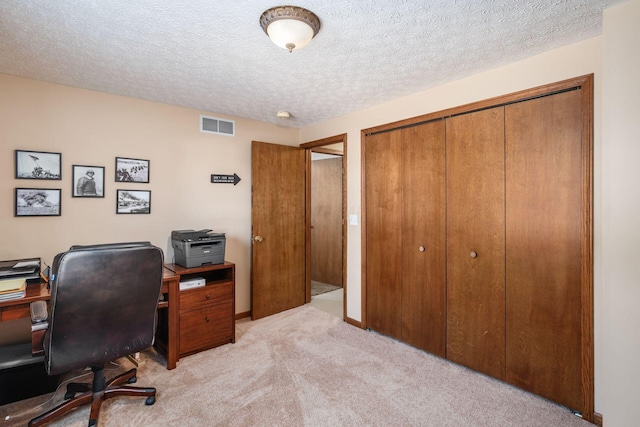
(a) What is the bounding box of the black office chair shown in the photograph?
[28,242,164,427]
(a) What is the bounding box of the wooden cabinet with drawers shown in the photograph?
[165,262,235,358]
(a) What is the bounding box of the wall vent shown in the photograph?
[200,115,235,137]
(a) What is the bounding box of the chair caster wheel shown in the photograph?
[127,376,137,384]
[64,391,75,400]
[145,396,156,405]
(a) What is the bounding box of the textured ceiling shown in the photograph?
[0,0,624,128]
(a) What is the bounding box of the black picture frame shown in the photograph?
[15,150,62,180]
[15,188,62,217]
[115,157,149,183]
[72,165,105,198]
[116,189,151,214]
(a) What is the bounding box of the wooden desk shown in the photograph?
[0,267,181,370]
[159,268,180,369]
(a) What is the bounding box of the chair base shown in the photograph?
[28,366,155,427]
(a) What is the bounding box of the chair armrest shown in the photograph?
[30,301,48,356]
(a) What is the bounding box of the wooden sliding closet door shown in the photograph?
[400,121,446,356]
[446,107,506,380]
[505,90,584,410]
[365,130,403,339]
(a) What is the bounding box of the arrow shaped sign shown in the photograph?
[211,173,241,185]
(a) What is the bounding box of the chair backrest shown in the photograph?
[44,242,163,375]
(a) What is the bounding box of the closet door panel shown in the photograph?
[365,130,403,339]
[400,121,446,357]
[505,90,583,410]
[446,107,506,380]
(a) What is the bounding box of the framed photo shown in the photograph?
[116,189,151,214]
[72,165,105,198]
[15,188,61,217]
[115,157,149,183]
[15,150,61,180]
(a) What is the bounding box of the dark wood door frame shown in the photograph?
[300,134,348,320]
[361,75,594,422]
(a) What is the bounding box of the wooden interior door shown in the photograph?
[311,157,343,286]
[251,141,305,320]
[400,121,447,356]
[505,90,584,410]
[446,107,506,380]
[364,130,403,339]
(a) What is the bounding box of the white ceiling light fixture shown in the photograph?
[260,6,321,53]
[276,110,291,119]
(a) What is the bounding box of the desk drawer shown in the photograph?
[179,301,233,355]
[180,282,232,312]
[0,304,30,322]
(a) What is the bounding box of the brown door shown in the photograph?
[505,90,584,410]
[365,130,403,339]
[311,157,343,286]
[251,141,306,320]
[400,121,446,356]
[365,121,446,354]
[446,107,506,380]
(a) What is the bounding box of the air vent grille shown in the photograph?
[200,115,235,137]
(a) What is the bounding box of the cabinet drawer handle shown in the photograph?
[418,246,425,252]
[205,317,211,322]
[470,250,478,258]
[205,294,211,300]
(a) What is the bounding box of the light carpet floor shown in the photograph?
[309,288,343,319]
[0,305,592,426]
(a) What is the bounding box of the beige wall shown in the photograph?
[602,1,640,426]
[0,75,299,314]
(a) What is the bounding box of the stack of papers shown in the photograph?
[0,277,27,301]
[0,258,41,281]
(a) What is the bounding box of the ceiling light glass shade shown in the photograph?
[260,6,321,53]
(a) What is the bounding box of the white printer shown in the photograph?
[171,229,226,268]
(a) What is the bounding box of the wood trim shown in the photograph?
[360,129,368,330]
[580,74,595,424]
[345,316,363,329]
[593,412,603,427]
[305,149,312,303]
[363,75,593,136]
[235,311,251,320]
[311,147,343,156]
[361,74,594,418]
[300,134,348,319]
[300,134,346,149]
[341,136,348,321]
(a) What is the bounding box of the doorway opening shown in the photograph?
[301,135,347,320]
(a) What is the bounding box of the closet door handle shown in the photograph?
[418,246,426,252]
[470,250,478,258]
[253,235,263,243]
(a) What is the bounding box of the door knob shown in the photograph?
[253,235,263,243]
[470,250,478,258]
[418,246,425,252]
